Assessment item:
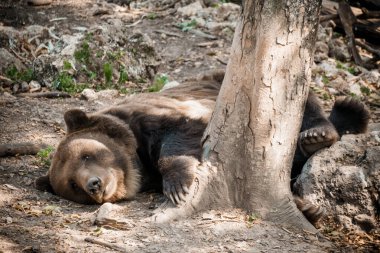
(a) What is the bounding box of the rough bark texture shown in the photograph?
[153,0,322,231]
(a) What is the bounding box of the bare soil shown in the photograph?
[0,1,378,252]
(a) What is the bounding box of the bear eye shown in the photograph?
[81,154,91,161]
[69,180,78,190]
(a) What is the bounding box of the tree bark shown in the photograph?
[153,0,322,232]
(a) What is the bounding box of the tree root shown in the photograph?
[150,162,220,223]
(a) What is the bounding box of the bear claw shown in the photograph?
[299,126,339,157]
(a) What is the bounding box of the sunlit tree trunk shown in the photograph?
[153,0,322,231]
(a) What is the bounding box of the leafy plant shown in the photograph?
[360,86,371,96]
[178,19,197,32]
[103,62,113,85]
[148,74,169,92]
[5,66,35,82]
[321,74,329,85]
[118,68,128,84]
[63,60,73,71]
[74,41,91,64]
[147,13,157,20]
[52,72,88,94]
[37,146,54,166]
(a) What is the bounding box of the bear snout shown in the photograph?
[86,177,102,195]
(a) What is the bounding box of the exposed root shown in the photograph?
[151,162,218,223]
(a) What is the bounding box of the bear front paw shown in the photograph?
[159,156,198,205]
[163,171,193,205]
[299,125,339,157]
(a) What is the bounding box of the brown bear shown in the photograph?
[35,70,369,220]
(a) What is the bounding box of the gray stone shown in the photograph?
[0,48,26,74]
[294,132,379,233]
[81,88,98,101]
[353,214,376,232]
[177,1,203,17]
[29,80,41,92]
[162,81,180,91]
[348,83,362,97]
[21,82,30,92]
[97,89,119,99]
[314,41,329,63]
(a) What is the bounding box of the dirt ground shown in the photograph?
[0,0,378,252]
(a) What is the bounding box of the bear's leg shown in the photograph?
[298,92,339,157]
[291,92,339,183]
[328,96,370,136]
[158,155,198,205]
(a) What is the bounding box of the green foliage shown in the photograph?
[147,13,157,20]
[63,60,73,71]
[178,19,197,32]
[360,86,371,96]
[322,93,331,100]
[74,41,91,64]
[5,66,35,82]
[335,61,359,76]
[246,212,261,227]
[148,74,169,92]
[37,146,54,167]
[103,62,113,85]
[118,68,128,84]
[321,75,329,85]
[52,72,88,94]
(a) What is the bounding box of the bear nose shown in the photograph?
[86,177,102,195]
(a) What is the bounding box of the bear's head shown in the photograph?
[35,109,141,204]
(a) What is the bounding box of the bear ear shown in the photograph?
[35,175,54,194]
[64,109,90,133]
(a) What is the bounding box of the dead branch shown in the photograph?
[320,14,338,23]
[154,29,183,38]
[84,237,128,253]
[16,92,71,98]
[338,2,363,66]
[355,39,380,58]
[0,143,48,157]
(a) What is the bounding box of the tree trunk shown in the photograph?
[153,0,322,232]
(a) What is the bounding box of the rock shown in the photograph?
[161,81,180,91]
[177,1,203,17]
[21,82,30,92]
[206,21,236,33]
[317,25,332,44]
[361,70,380,87]
[213,3,241,21]
[12,84,19,93]
[29,80,41,92]
[328,38,351,62]
[0,48,26,74]
[314,41,329,63]
[348,83,362,97]
[354,214,376,232]
[81,89,98,101]
[97,89,119,99]
[93,203,135,229]
[329,75,347,91]
[24,25,45,36]
[294,132,380,233]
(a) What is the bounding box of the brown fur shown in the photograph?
[35,69,369,225]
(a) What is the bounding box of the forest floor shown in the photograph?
[0,0,379,252]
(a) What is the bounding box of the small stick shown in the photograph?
[154,29,183,38]
[84,237,128,253]
[319,14,338,23]
[355,39,380,58]
[0,143,48,157]
[0,75,13,82]
[16,91,71,99]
